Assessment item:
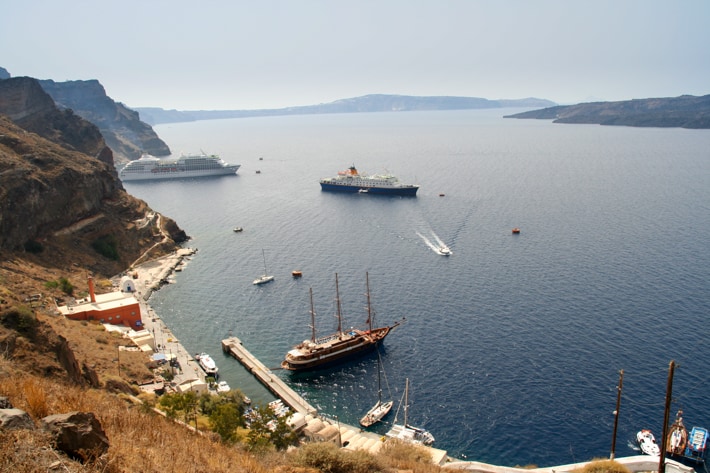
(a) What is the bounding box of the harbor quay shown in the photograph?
[126,251,698,472]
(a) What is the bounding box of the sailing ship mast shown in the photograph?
[309,287,317,343]
[365,271,374,333]
[335,273,343,337]
[403,377,410,426]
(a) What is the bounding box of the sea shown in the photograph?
[123,109,710,468]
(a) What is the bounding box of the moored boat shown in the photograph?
[216,380,231,393]
[196,352,219,377]
[637,429,661,456]
[684,426,708,463]
[667,410,688,456]
[319,165,419,196]
[253,249,274,285]
[359,349,393,427]
[281,273,402,372]
[386,378,435,446]
[119,153,240,181]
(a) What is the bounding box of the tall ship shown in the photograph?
[281,273,402,372]
[119,153,240,181]
[319,165,419,196]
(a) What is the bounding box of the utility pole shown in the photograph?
[611,369,624,460]
[658,360,676,473]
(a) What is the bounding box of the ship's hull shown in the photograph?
[320,181,418,196]
[120,165,240,181]
[281,326,394,371]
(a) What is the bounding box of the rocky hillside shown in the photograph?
[505,94,710,129]
[38,78,171,163]
[0,76,187,275]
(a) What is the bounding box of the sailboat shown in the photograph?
[253,249,274,285]
[359,348,393,427]
[281,272,402,371]
[386,378,435,446]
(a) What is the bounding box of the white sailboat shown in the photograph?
[359,347,393,427]
[253,249,274,285]
[386,378,435,445]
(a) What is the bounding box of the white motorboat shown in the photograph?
[216,380,231,393]
[637,429,661,456]
[196,352,219,377]
[437,245,452,256]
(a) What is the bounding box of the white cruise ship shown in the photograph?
[119,153,240,181]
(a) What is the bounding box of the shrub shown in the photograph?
[575,458,632,473]
[0,305,38,334]
[59,277,74,296]
[292,442,384,473]
[24,239,44,253]
[91,235,119,260]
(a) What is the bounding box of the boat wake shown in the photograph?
[416,231,452,256]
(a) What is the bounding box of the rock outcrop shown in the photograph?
[41,412,110,462]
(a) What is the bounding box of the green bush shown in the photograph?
[92,235,119,260]
[59,277,74,296]
[24,239,44,253]
[0,305,38,334]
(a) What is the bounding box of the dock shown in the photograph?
[221,336,317,416]
[221,336,448,464]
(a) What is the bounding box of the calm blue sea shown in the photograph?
[124,109,710,467]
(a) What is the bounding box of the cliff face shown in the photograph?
[0,77,187,278]
[505,94,710,129]
[0,77,110,161]
[38,79,171,163]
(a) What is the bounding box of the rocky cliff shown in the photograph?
[0,77,187,274]
[38,79,171,163]
[505,94,710,129]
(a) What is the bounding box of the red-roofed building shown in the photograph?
[56,276,143,330]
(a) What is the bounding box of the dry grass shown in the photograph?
[574,458,632,473]
[0,368,271,473]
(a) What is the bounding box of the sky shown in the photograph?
[2,0,709,110]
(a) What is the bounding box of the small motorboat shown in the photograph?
[216,380,231,393]
[291,270,303,278]
[437,245,452,256]
[233,227,244,232]
[637,429,661,456]
[512,227,521,234]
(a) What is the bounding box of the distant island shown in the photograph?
[135,94,556,125]
[505,94,710,129]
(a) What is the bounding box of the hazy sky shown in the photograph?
[2,0,708,110]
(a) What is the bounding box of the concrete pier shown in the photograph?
[221,336,317,416]
[221,335,448,464]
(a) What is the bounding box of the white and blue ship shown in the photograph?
[319,165,419,196]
